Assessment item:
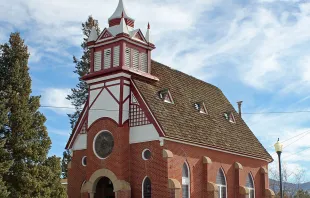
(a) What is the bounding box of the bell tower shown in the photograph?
[83,0,157,128]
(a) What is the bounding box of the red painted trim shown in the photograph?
[130,80,166,137]
[109,18,135,28]
[83,67,159,82]
[111,46,114,68]
[120,41,125,67]
[90,83,121,91]
[123,94,130,103]
[119,79,124,124]
[90,48,94,73]
[99,48,103,70]
[65,100,89,149]
[94,35,155,50]
[106,86,120,104]
[89,88,104,109]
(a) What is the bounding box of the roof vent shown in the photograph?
[158,89,173,104]
[194,102,208,114]
[224,112,235,123]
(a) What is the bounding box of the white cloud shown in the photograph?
[41,88,74,115]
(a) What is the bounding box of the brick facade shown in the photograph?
[68,118,273,198]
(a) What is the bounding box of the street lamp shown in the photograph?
[274,138,283,198]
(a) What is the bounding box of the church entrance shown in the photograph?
[94,177,115,198]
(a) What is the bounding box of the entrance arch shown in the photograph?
[81,168,131,198]
[95,177,115,198]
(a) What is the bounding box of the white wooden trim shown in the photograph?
[85,72,131,84]
[68,107,87,148]
[131,79,166,136]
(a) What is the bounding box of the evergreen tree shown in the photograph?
[0,32,66,198]
[61,149,71,178]
[62,16,100,178]
[66,15,100,129]
[0,81,12,197]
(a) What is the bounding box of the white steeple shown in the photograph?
[119,12,129,35]
[88,26,98,42]
[109,0,134,21]
[145,22,151,43]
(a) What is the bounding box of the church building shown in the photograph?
[66,0,275,197]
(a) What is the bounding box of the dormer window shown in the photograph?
[224,112,235,123]
[158,89,173,104]
[194,102,208,114]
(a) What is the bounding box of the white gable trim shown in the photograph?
[67,106,88,148]
[131,80,165,137]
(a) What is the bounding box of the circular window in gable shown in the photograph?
[142,149,152,160]
[93,131,114,159]
[82,156,87,166]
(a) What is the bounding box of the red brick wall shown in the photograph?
[164,140,269,198]
[68,149,87,198]
[68,120,270,198]
[86,118,130,182]
[130,141,169,198]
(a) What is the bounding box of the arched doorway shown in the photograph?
[94,177,115,198]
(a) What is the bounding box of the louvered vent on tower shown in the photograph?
[94,51,102,71]
[140,53,148,73]
[113,46,120,67]
[104,48,111,69]
[125,47,131,67]
[132,49,139,70]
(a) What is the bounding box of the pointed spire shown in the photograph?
[88,26,98,42]
[146,22,151,43]
[109,0,134,21]
[119,17,129,35]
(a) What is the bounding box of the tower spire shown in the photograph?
[109,0,134,21]
[146,22,151,43]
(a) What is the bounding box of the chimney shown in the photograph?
[237,101,243,117]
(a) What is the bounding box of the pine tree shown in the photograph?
[62,16,100,178]
[0,90,12,197]
[61,149,71,178]
[0,32,66,198]
[66,16,100,129]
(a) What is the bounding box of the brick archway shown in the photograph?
[81,168,131,198]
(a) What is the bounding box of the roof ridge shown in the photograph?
[151,59,222,91]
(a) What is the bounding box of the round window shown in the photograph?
[93,131,114,159]
[82,156,87,166]
[142,149,152,160]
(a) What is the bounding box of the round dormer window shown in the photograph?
[142,149,152,160]
[93,131,114,159]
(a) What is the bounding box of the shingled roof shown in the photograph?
[133,60,273,162]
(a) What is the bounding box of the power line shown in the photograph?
[243,110,310,115]
[40,105,310,114]
[283,146,310,160]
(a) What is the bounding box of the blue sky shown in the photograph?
[1,0,310,181]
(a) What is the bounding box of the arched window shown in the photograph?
[216,168,227,198]
[246,173,255,198]
[182,162,190,198]
[142,177,151,198]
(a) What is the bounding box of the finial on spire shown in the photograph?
[146,22,151,43]
[121,11,124,18]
